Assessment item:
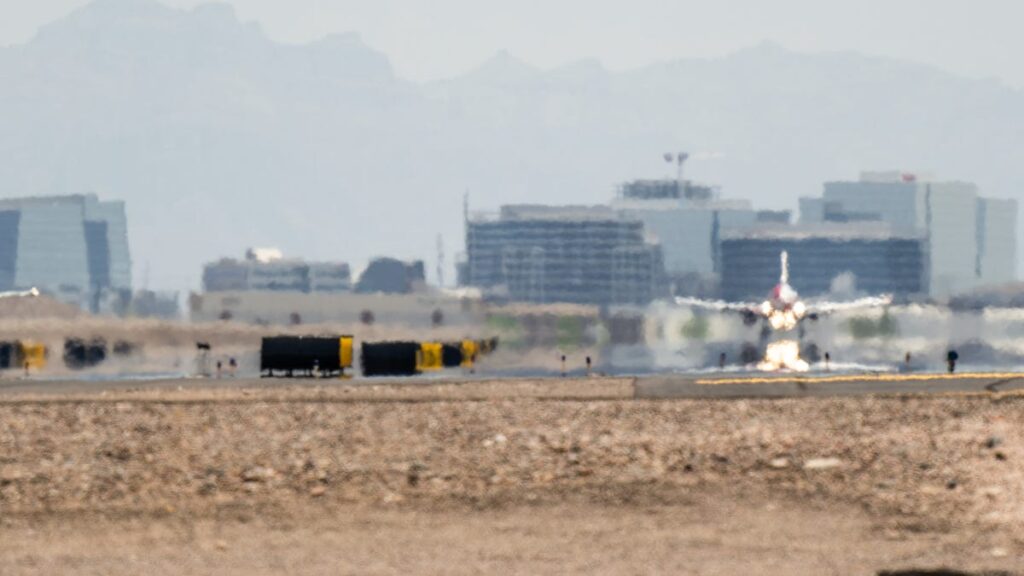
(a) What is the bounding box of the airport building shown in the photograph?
[0,194,131,311]
[189,290,480,326]
[800,172,1017,296]
[203,249,352,294]
[719,224,929,301]
[198,251,441,324]
[463,205,664,305]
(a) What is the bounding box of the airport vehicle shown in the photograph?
[64,338,107,370]
[260,336,497,377]
[0,289,45,371]
[675,251,892,332]
[260,335,354,377]
[361,338,497,377]
[0,340,47,371]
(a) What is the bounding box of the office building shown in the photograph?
[719,224,929,301]
[801,172,1016,296]
[464,205,664,305]
[0,194,131,310]
[612,178,760,295]
[976,197,1017,286]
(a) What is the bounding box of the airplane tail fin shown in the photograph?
[780,251,789,285]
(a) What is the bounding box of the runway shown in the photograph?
[634,372,1024,399]
[2,371,1024,400]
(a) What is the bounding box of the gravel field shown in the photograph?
[1,379,1022,574]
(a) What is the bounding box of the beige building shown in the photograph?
[189,290,483,328]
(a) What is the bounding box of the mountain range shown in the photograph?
[2,0,1022,290]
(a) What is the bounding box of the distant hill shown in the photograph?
[2,0,1022,290]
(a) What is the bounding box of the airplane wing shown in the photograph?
[0,287,39,299]
[809,294,893,315]
[674,296,761,313]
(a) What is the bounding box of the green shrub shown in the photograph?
[681,315,709,340]
[847,311,898,339]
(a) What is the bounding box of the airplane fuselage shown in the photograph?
[761,282,806,331]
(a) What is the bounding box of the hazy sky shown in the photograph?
[3,0,1024,86]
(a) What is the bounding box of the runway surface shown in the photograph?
[634,372,1024,399]
[2,371,1024,399]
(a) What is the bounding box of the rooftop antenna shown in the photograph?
[664,152,689,195]
[676,152,689,183]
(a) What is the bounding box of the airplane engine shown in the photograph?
[742,310,759,326]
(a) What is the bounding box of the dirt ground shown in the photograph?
[3,498,1018,576]
[1,380,1023,574]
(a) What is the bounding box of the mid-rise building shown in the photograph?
[0,194,131,311]
[976,197,1017,286]
[801,172,1016,296]
[464,205,664,305]
[611,179,760,295]
[719,224,929,301]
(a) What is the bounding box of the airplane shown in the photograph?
[675,251,892,333]
[0,287,39,299]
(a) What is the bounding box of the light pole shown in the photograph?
[664,152,689,194]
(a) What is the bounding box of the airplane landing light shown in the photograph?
[758,340,809,372]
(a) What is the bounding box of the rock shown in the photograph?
[215,540,228,551]
[984,436,1003,449]
[882,529,903,541]
[483,433,508,448]
[769,458,790,469]
[0,466,25,483]
[309,486,326,497]
[803,458,842,470]
[407,463,424,487]
[991,547,1009,558]
[981,486,1002,499]
[241,467,275,482]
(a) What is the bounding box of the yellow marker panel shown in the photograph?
[461,339,479,367]
[339,336,354,369]
[417,342,444,371]
[19,341,47,370]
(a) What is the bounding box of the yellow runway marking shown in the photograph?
[695,372,1024,386]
